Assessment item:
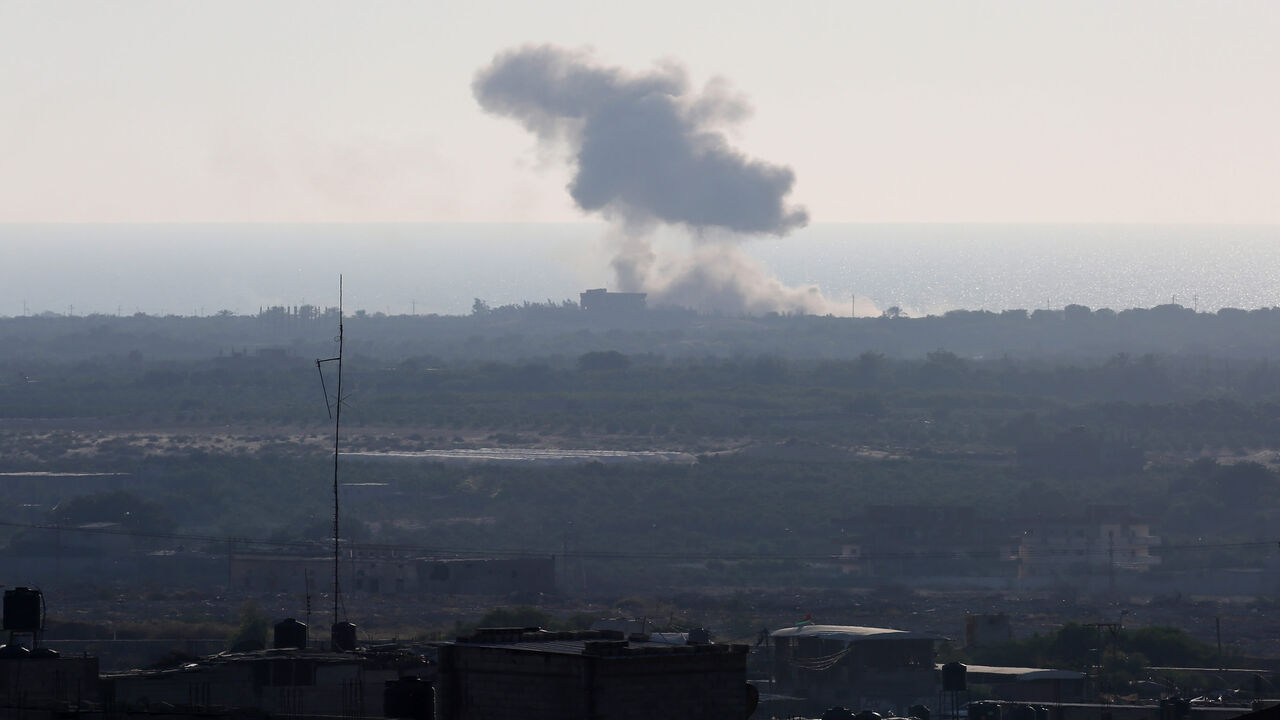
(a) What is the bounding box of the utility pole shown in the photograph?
[54,520,61,589]
[1108,531,1115,595]
[305,569,313,646]
[1084,622,1120,700]
[1216,616,1223,670]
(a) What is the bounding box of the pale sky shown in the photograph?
[1,1,1277,224]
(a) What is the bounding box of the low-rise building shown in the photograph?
[770,624,939,713]
[103,646,431,717]
[1015,505,1160,580]
[0,652,99,712]
[833,505,1015,578]
[579,288,646,313]
[437,627,752,720]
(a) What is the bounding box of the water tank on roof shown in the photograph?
[3,587,43,632]
[332,621,358,651]
[274,618,307,649]
[942,661,967,692]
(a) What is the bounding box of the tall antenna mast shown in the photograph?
[315,276,345,628]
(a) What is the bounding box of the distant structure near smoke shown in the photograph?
[579,288,646,313]
[473,45,843,317]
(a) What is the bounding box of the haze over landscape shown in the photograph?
[4,3,1280,719]
[4,223,1280,319]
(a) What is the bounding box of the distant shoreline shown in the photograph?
[2,223,1278,318]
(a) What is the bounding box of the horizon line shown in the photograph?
[3,220,1279,228]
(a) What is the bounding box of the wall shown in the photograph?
[437,639,749,720]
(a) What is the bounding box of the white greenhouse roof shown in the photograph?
[954,664,1085,681]
[771,625,940,642]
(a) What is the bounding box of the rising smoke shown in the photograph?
[473,45,845,316]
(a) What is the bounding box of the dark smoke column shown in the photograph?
[472,45,808,235]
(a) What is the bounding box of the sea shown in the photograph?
[1,223,1277,318]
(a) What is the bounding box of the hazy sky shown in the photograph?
[2,1,1277,224]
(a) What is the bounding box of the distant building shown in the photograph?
[833,505,1016,578]
[1015,504,1160,579]
[417,557,557,595]
[579,288,646,313]
[964,613,1013,649]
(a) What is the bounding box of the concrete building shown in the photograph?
[958,664,1087,702]
[770,624,939,713]
[1015,505,1160,580]
[965,613,1013,649]
[0,653,99,713]
[579,288,646,313]
[103,647,431,717]
[436,627,752,720]
[418,557,556,595]
[833,505,1016,578]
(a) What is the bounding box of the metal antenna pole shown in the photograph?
[315,278,346,628]
[304,569,313,641]
[332,276,344,625]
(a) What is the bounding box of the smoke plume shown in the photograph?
[474,45,843,315]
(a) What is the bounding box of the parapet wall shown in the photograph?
[437,628,749,720]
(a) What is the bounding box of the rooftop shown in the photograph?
[947,663,1085,682]
[455,627,748,658]
[770,624,943,643]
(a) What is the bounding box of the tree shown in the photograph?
[228,601,268,651]
[577,350,629,372]
[477,606,554,629]
[47,490,176,534]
